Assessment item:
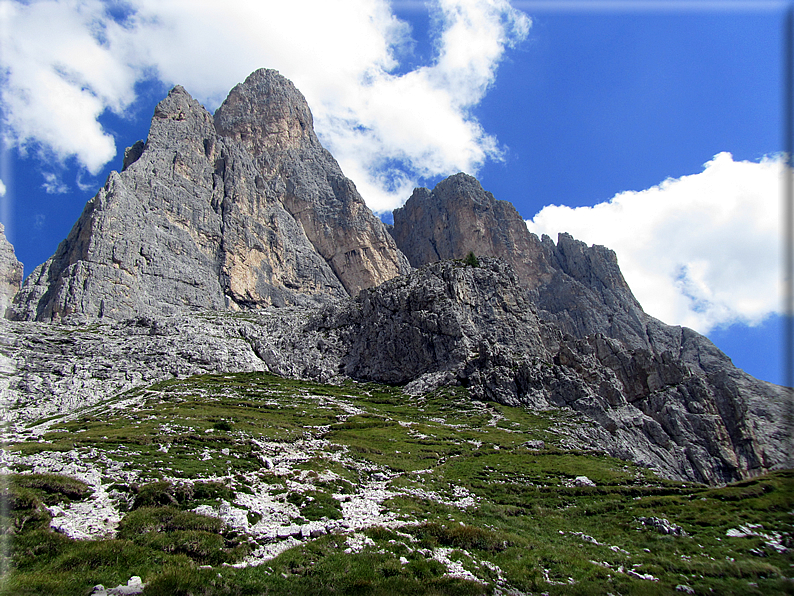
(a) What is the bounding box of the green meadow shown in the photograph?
[2,372,791,595]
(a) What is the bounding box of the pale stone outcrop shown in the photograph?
[10,70,408,322]
[0,223,23,317]
[214,69,410,296]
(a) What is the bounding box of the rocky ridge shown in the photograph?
[390,174,789,483]
[9,69,408,322]
[0,71,789,488]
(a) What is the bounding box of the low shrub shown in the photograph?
[464,252,480,268]
[407,522,512,553]
[117,506,223,537]
[10,473,92,504]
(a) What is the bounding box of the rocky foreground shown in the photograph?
[2,370,792,595]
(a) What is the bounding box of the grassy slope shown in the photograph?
[1,372,791,595]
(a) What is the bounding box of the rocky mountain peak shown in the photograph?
[391,173,648,348]
[392,173,557,290]
[147,84,217,150]
[214,68,317,157]
[9,70,409,322]
[430,172,496,204]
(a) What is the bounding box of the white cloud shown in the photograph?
[41,172,69,194]
[0,179,5,197]
[526,153,784,333]
[0,0,140,173]
[0,0,529,210]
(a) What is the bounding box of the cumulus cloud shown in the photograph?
[0,179,5,196]
[0,0,139,173]
[0,0,529,210]
[526,152,784,333]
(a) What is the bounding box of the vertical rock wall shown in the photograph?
[0,224,23,317]
[10,70,410,322]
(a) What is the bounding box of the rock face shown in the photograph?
[334,260,788,484]
[214,70,410,296]
[392,173,647,348]
[3,259,786,485]
[1,71,788,487]
[393,174,556,291]
[10,69,408,322]
[0,223,23,317]
[390,174,789,484]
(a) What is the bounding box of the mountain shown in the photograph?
[1,67,791,596]
[2,69,788,488]
[0,223,23,317]
[9,70,408,322]
[390,173,789,484]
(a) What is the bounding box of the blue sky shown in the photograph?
[0,0,790,385]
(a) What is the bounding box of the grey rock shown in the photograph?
[389,174,789,484]
[390,173,646,348]
[214,69,411,297]
[0,223,23,318]
[637,516,686,536]
[340,258,548,394]
[392,173,555,291]
[1,252,787,485]
[90,576,144,596]
[11,70,408,322]
[0,314,267,433]
[523,440,545,450]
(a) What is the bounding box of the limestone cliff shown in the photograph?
[0,223,23,317]
[393,174,556,291]
[10,70,408,322]
[390,174,789,484]
[213,69,410,296]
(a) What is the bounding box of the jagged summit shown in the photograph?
[214,68,411,296]
[393,172,557,291]
[1,69,788,485]
[392,172,646,348]
[214,68,319,155]
[10,69,408,322]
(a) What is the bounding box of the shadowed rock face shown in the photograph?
[389,174,789,485]
[10,69,408,322]
[392,173,648,348]
[393,174,556,291]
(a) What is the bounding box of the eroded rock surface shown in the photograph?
[389,178,789,483]
[10,70,408,322]
[2,258,786,485]
[392,174,555,292]
[0,223,22,318]
[214,69,410,296]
